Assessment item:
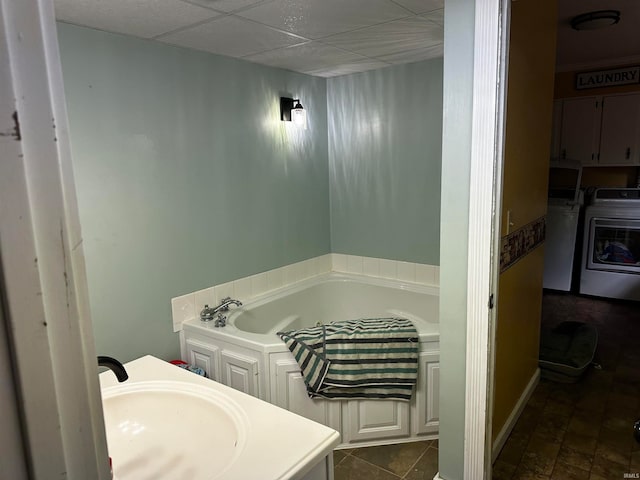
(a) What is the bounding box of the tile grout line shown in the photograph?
[400,445,432,479]
[344,452,403,479]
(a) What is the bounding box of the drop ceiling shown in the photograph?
[54,0,444,77]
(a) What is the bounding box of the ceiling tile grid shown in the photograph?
[55,0,223,38]
[55,0,446,76]
[235,0,414,39]
[157,15,308,58]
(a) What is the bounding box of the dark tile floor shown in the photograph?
[493,291,640,480]
[334,440,439,480]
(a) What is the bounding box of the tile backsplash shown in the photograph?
[171,254,440,332]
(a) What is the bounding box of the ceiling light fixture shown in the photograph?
[280,97,307,128]
[570,10,620,31]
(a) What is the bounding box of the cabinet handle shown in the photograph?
[626,147,631,160]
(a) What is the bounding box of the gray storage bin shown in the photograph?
[539,321,598,383]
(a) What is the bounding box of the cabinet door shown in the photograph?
[269,353,341,432]
[184,337,221,381]
[413,352,440,435]
[560,97,601,164]
[221,350,260,398]
[343,399,410,443]
[599,94,640,165]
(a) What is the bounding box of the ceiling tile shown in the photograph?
[374,42,443,64]
[244,42,376,74]
[54,0,221,38]
[323,16,442,58]
[237,0,412,39]
[391,0,443,15]
[157,16,306,57]
[422,8,444,26]
[181,0,269,13]
[306,59,391,77]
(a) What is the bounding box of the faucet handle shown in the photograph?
[200,304,215,322]
[220,296,231,303]
[214,313,227,328]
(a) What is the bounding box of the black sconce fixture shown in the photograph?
[571,10,620,30]
[280,97,307,127]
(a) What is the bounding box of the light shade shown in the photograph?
[571,10,620,31]
[291,100,307,128]
[280,97,307,128]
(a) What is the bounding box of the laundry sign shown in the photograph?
[576,66,640,90]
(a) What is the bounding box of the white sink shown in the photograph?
[102,380,249,480]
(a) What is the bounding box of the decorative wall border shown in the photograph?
[499,216,546,273]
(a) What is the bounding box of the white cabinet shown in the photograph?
[269,352,341,432]
[221,349,260,398]
[599,94,640,165]
[343,399,410,443]
[182,330,264,399]
[184,336,221,381]
[559,96,601,164]
[554,93,640,166]
[183,326,440,448]
[412,352,440,435]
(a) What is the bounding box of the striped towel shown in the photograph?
[277,318,419,401]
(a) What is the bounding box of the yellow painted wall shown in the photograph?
[550,166,637,188]
[492,0,557,441]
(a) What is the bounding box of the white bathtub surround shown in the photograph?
[171,253,439,332]
[171,254,331,332]
[332,254,440,286]
[181,273,440,449]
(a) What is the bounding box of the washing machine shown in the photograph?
[543,162,583,291]
[579,188,640,301]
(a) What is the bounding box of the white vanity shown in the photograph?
[100,355,340,480]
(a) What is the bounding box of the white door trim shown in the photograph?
[0,0,108,477]
[464,0,511,478]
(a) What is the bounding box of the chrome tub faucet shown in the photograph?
[200,297,243,327]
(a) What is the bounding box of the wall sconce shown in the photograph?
[571,10,620,30]
[280,97,307,128]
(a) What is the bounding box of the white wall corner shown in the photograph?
[332,253,348,272]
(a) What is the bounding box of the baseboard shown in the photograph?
[433,474,443,480]
[491,368,540,463]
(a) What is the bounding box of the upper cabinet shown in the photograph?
[559,97,602,164]
[599,94,640,165]
[554,93,640,166]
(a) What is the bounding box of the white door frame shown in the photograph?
[0,0,109,477]
[463,0,511,478]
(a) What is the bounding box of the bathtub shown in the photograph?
[181,272,441,447]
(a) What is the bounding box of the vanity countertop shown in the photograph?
[100,355,340,480]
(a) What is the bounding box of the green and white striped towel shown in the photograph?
[277,317,419,401]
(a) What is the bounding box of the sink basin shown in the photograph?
[102,380,249,480]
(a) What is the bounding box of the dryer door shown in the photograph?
[587,217,640,273]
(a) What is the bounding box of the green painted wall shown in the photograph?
[57,23,330,363]
[327,59,443,265]
[439,0,474,477]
